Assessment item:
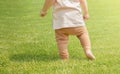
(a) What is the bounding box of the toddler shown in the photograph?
[40,0,95,60]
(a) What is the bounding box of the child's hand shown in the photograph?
[83,13,89,20]
[40,10,47,17]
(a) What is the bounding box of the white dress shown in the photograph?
[52,0,85,29]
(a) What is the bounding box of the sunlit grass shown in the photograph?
[0,0,120,74]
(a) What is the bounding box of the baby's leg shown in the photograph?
[55,29,69,59]
[76,26,95,60]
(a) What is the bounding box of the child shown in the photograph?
[40,0,95,60]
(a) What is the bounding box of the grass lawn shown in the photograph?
[0,0,120,74]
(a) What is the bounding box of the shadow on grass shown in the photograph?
[9,53,87,62]
[9,53,59,62]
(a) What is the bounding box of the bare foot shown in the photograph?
[85,50,96,60]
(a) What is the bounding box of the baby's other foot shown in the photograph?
[85,50,95,60]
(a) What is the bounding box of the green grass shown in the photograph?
[0,0,120,74]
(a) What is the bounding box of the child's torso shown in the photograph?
[53,0,81,12]
[52,0,85,30]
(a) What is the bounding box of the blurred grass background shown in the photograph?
[0,0,120,74]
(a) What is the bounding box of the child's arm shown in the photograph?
[79,0,89,20]
[40,0,55,17]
